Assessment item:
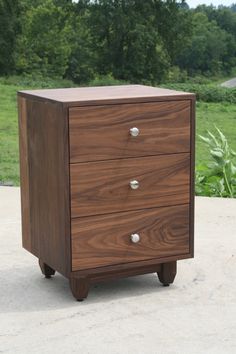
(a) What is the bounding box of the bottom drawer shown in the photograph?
[71,205,190,271]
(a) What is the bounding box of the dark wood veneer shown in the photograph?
[18,84,195,106]
[18,85,195,301]
[69,101,190,163]
[18,97,31,252]
[70,153,190,217]
[157,261,177,286]
[71,204,189,270]
[18,97,71,277]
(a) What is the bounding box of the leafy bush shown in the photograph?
[165,66,188,83]
[15,0,72,78]
[0,74,75,89]
[0,74,128,89]
[88,74,128,87]
[196,127,236,197]
[162,83,236,103]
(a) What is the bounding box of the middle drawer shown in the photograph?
[70,153,190,218]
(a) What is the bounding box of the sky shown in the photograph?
[187,0,234,7]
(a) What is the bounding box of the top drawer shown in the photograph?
[69,101,190,163]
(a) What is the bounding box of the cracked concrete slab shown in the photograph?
[0,187,236,354]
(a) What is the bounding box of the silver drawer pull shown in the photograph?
[130,180,139,190]
[130,127,139,137]
[130,233,140,243]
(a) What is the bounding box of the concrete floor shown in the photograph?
[0,187,236,354]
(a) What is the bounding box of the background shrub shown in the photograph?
[162,83,236,103]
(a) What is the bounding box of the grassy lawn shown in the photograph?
[0,83,20,185]
[196,101,236,165]
[0,76,75,185]
[0,79,236,186]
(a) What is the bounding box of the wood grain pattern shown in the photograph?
[18,96,31,252]
[18,96,71,277]
[70,276,90,301]
[71,204,189,270]
[18,84,195,300]
[69,101,190,163]
[70,153,190,218]
[18,84,195,106]
[190,98,195,257]
[71,254,192,282]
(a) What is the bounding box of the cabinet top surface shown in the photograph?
[18,84,194,106]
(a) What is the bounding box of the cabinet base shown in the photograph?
[70,276,90,301]
[39,260,177,301]
[157,261,177,286]
[39,259,56,278]
[69,261,177,301]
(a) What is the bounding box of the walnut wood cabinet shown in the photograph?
[18,85,195,301]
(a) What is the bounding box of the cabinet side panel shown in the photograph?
[18,96,32,252]
[190,97,196,257]
[21,98,71,277]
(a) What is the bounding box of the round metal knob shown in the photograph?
[130,127,139,137]
[130,233,140,243]
[130,180,139,190]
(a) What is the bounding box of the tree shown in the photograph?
[153,0,193,66]
[88,0,170,83]
[177,12,233,75]
[230,4,236,12]
[15,0,72,77]
[2,0,235,82]
[196,4,236,36]
[0,0,20,75]
[65,7,96,83]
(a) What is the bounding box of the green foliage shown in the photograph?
[162,82,236,103]
[1,1,236,82]
[177,12,236,75]
[0,81,19,185]
[0,76,75,185]
[15,0,72,77]
[156,1,193,64]
[165,66,188,83]
[0,74,75,88]
[196,102,236,167]
[65,9,96,84]
[0,0,20,75]
[88,0,172,84]
[196,127,236,197]
[88,73,127,86]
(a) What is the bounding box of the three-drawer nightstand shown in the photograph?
[18,85,195,301]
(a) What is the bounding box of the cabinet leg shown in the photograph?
[157,261,177,286]
[70,276,90,301]
[39,259,55,278]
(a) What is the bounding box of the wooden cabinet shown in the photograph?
[18,85,195,301]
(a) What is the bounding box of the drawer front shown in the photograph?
[70,153,190,218]
[69,101,190,163]
[71,204,190,270]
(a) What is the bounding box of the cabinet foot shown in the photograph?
[157,261,177,286]
[70,277,90,301]
[39,259,55,278]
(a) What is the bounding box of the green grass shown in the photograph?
[196,101,236,166]
[0,76,75,185]
[0,83,20,185]
[0,76,236,186]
